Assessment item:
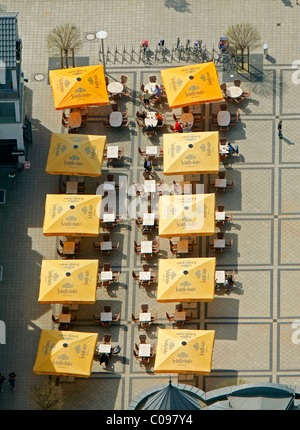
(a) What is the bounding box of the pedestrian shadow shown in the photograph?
[281,136,295,145]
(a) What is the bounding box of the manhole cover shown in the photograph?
[85,33,96,41]
[34,73,45,81]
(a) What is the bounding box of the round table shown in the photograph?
[180,113,194,126]
[68,112,82,129]
[107,82,124,95]
[144,82,157,95]
[227,86,243,99]
[109,111,123,127]
[217,111,231,126]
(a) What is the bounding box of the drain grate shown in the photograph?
[0,189,6,204]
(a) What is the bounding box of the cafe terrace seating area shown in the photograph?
[35,62,247,384]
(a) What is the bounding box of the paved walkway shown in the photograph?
[1,0,300,410]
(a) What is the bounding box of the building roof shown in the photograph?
[0,13,19,68]
[142,380,202,410]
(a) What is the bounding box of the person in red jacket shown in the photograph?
[174,121,183,132]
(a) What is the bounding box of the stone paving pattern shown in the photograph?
[1,0,300,410]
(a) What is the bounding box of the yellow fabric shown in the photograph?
[161,62,223,109]
[46,134,106,177]
[157,257,216,302]
[158,193,216,238]
[163,132,219,175]
[43,194,101,237]
[49,65,109,110]
[38,259,99,304]
[33,330,98,377]
[154,329,215,374]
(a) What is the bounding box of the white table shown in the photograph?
[138,343,151,357]
[144,180,156,193]
[146,146,158,156]
[106,146,119,159]
[101,271,113,281]
[101,312,113,322]
[219,145,229,154]
[103,213,115,222]
[139,271,151,281]
[144,82,157,95]
[217,111,231,126]
[215,178,227,188]
[215,270,225,284]
[103,181,115,191]
[215,211,226,221]
[143,213,155,226]
[227,86,243,98]
[97,344,112,354]
[139,312,151,322]
[101,241,112,251]
[145,112,158,127]
[107,82,124,94]
[141,241,153,254]
[109,111,123,127]
[214,239,226,249]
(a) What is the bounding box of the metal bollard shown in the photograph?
[263,43,268,58]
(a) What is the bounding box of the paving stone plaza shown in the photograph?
[1,0,300,411]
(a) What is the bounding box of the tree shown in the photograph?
[47,24,82,68]
[227,24,261,71]
[29,380,64,410]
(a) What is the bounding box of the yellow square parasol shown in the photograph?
[154,329,215,374]
[38,259,99,304]
[157,257,216,302]
[158,193,216,238]
[43,194,101,237]
[163,132,219,175]
[46,134,106,177]
[161,62,223,109]
[49,65,109,110]
[33,330,98,377]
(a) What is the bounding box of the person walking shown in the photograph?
[0,373,5,392]
[278,120,283,139]
[8,372,16,391]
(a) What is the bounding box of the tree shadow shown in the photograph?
[164,0,192,12]
[281,0,293,7]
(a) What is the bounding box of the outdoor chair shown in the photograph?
[103,334,112,344]
[234,79,241,87]
[120,75,128,85]
[139,335,147,343]
[220,103,228,111]
[166,312,175,322]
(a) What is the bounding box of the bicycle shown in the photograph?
[174,37,185,60]
[213,47,234,71]
[184,39,192,60]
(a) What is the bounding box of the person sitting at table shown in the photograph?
[228,142,239,155]
[144,156,152,172]
[143,90,151,107]
[154,84,162,97]
[100,353,110,365]
[182,122,192,133]
[156,112,163,126]
[175,120,183,133]
[137,111,147,121]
